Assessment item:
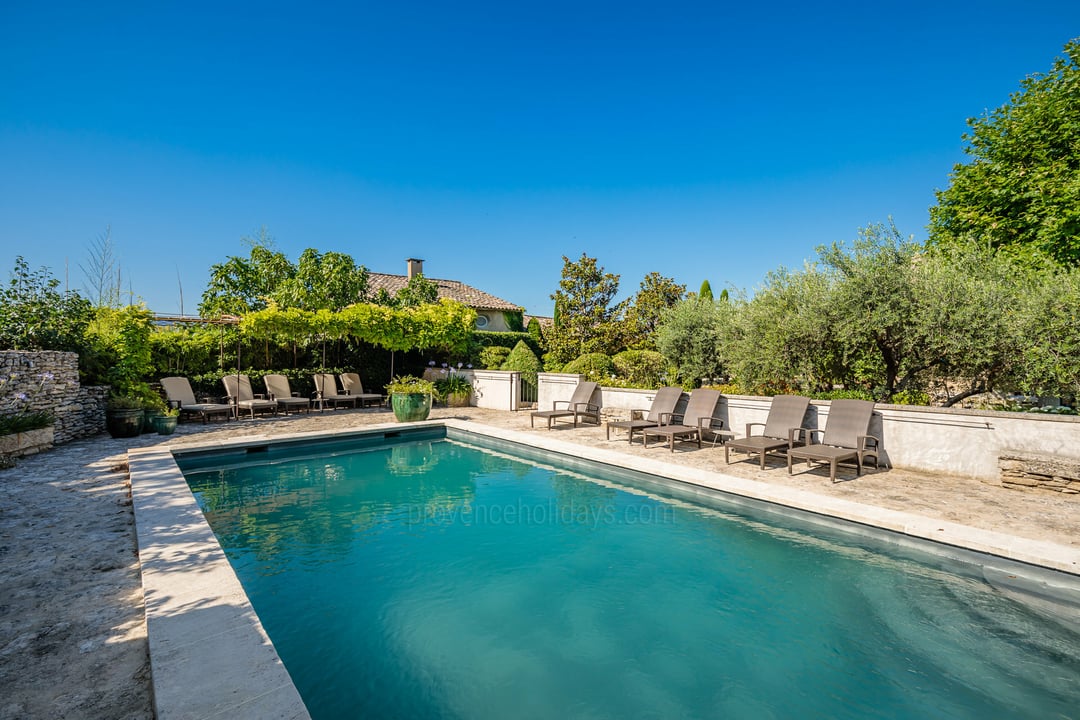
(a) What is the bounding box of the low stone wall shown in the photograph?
[998,451,1080,494]
[0,350,106,444]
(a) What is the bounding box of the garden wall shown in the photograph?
[537,374,1080,485]
[0,350,106,443]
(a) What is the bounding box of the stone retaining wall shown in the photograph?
[0,350,106,444]
[998,451,1080,494]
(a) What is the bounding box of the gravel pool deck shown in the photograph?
[2,405,1078,719]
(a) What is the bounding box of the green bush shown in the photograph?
[502,340,543,395]
[612,349,668,388]
[479,346,511,370]
[889,389,931,406]
[562,353,616,383]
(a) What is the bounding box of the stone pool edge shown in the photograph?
[127,418,1080,719]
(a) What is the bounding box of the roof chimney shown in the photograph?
[406,258,424,279]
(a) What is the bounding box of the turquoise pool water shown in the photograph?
[181,434,1080,719]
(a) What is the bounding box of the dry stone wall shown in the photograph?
[998,451,1080,494]
[0,350,106,443]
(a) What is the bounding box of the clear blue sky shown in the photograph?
[2,2,1077,317]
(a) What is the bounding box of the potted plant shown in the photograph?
[0,411,55,467]
[105,394,144,438]
[434,374,473,408]
[141,392,169,434]
[153,406,180,435]
[385,375,436,422]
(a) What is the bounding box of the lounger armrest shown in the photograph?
[745,422,765,437]
[857,434,880,451]
[803,428,825,445]
[552,400,571,410]
[573,402,599,413]
[658,411,678,426]
[168,399,182,409]
[698,416,723,431]
[788,426,811,444]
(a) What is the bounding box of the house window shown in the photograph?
[475,314,489,329]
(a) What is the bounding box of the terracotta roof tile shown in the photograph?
[367,273,521,312]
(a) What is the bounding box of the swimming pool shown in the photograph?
[176,427,1080,720]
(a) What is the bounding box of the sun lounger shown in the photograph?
[787,399,880,482]
[339,372,384,407]
[605,386,684,443]
[160,377,234,423]
[641,388,723,451]
[222,374,278,419]
[313,373,359,410]
[263,374,312,414]
[530,381,600,429]
[724,395,810,469]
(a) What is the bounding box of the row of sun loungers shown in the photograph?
[160,373,385,422]
[532,384,881,482]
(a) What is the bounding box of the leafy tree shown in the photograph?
[914,241,1036,405]
[698,279,713,301]
[1017,265,1080,398]
[545,254,625,367]
[719,288,729,303]
[199,229,295,317]
[526,316,543,346]
[274,249,368,310]
[394,273,439,308]
[621,272,685,350]
[656,297,726,387]
[0,257,94,351]
[817,222,924,399]
[720,266,839,394]
[929,38,1080,266]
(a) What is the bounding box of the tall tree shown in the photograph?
[698,279,713,301]
[394,273,439,308]
[198,228,294,317]
[622,272,685,350]
[274,248,368,310]
[545,254,625,367]
[929,38,1080,265]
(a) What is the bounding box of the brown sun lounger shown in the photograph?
[160,377,234,423]
[314,373,359,410]
[530,381,600,429]
[724,395,810,469]
[339,372,384,407]
[263,374,312,415]
[641,388,723,452]
[605,386,684,443]
[222,374,278,419]
[787,399,880,482]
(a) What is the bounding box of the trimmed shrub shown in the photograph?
[479,346,511,370]
[612,349,668,388]
[502,340,543,395]
[562,353,615,383]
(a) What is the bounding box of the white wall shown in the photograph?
[534,376,1080,480]
[472,370,520,411]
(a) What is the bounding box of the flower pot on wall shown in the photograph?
[106,408,144,439]
[391,393,432,422]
